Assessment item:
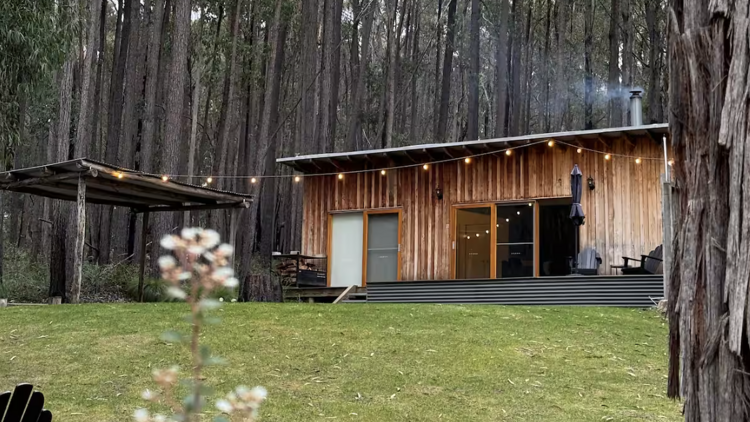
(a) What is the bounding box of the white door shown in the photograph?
[330,213,364,287]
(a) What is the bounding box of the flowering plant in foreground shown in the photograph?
[134,228,267,422]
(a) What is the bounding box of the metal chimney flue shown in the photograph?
[629,89,643,126]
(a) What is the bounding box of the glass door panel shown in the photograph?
[366,213,400,283]
[455,207,492,279]
[496,204,535,278]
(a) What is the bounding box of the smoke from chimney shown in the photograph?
[629,89,643,126]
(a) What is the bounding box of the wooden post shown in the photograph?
[138,211,150,302]
[71,175,86,304]
[229,207,240,256]
[661,174,672,299]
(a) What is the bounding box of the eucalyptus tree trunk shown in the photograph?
[493,0,509,138]
[583,0,594,129]
[645,0,662,123]
[620,0,632,125]
[76,0,103,158]
[507,0,523,136]
[318,0,342,152]
[553,0,568,130]
[606,0,621,127]
[667,1,750,420]
[467,0,480,141]
[435,0,457,143]
[141,0,166,174]
[383,0,398,148]
[301,0,319,151]
[346,0,374,150]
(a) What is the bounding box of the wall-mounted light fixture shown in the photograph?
[587,176,595,191]
[435,187,443,200]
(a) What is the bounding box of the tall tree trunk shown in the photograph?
[667,1,750,420]
[248,0,287,302]
[435,0,458,143]
[409,0,421,144]
[645,0,661,123]
[141,0,166,174]
[151,0,190,273]
[553,0,568,130]
[318,0,343,152]
[346,0,374,150]
[607,0,621,127]
[620,0,632,125]
[383,0,398,148]
[301,0,319,152]
[521,1,533,134]
[541,0,551,132]
[76,0,103,157]
[467,0,480,140]
[583,0,594,129]
[432,0,443,141]
[493,0,509,137]
[507,0,523,136]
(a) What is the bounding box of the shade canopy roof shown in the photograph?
[278,123,669,174]
[0,158,253,212]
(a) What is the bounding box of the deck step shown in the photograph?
[342,292,368,303]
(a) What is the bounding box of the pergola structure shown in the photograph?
[0,158,253,303]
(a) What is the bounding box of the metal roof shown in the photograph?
[0,158,253,211]
[277,123,669,174]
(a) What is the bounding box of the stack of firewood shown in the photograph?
[275,259,318,277]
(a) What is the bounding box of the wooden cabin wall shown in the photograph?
[300,137,667,280]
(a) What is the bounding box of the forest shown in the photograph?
[0,0,667,301]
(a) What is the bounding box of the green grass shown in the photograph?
[0,304,681,421]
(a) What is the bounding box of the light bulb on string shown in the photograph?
[577,148,582,154]
[505,150,512,156]
[423,164,429,170]
[635,158,642,164]
[464,157,471,164]
[294,176,301,182]
[116,172,124,179]
[604,154,611,160]
[380,169,387,176]
[668,159,674,166]
[206,177,213,184]
[251,177,257,184]
[338,173,344,180]
[161,175,169,182]
[548,140,555,147]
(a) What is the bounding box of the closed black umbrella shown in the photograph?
[570,164,585,273]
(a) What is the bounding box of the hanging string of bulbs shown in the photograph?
[109,137,674,185]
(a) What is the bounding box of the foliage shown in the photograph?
[2,304,680,421]
[134,228,265,422]
[2,247,49,303]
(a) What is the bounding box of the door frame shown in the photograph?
[326,208,402,287]
[451,201,539,279]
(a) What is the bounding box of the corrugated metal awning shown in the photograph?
[277,123,669,174]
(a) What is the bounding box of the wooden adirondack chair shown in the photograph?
[568,247,602,275]
[614,245,663,275]
[0,384,52,422]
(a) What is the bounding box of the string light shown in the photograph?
[294,176,301,182]
[548,140,555,147]
[380,169,386,176]
[475,233,480,237]
[206,177,213,184]
[528,202,532,207]
[464,157,471,164]
[668,159,674,166]
[605,154,611,160]
[505,150,512,156]
[635,158,642,164]
[337,173,344,180]
[516,211,521,215]
[423,164,429,170]
[161,175,169,182]
[577,148,582,154]
[485,230,489,234]
[505,218,510,222]
[116,172,124,179]
[251,177,257,184]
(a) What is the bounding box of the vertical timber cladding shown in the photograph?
[301,136,666,281]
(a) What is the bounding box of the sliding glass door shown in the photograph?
[454,203,536,279]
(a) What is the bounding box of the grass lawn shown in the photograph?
[1,303,681,421]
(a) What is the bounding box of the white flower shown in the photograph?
[178,271,192,280]
[181,227,200,240]
[200,229,221,249]
[216,399,234,414]
[216,243,234,257]
[141,389,155,401]
[219,297,224,302]
[187,244,206,255]
[213,267,234,280]
[166,286,187,300]
[133,408,149,422]
[231,298,237,303]
[223,277,239,288]
[152,414,166,422]
[160,235,176,250]
[157,256,176,271]
[251,386,268,401]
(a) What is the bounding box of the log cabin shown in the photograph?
[278,97,671,305]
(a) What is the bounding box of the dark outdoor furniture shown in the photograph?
[1,384,52,422]
[570,247,602,275]
[612,245,663,275]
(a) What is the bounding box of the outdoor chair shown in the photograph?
[0,384,52,422]
[568,247,602,275]
[613,245,663,275]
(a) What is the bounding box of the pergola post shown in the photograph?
[71,175,86,304]
[229,208,240,258]
[138,211,150,302]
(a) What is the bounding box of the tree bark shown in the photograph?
[151,0,190,273]
[493,0,509,137]
[553,0,568,130]
[467,0,480,141]
[583,0,594,129]
[667,1,750,420]
[607,0,621,127]
[383,0,398,148]
[507,0,523,136]
[141,0,166,174]
[645,0,662,123]
[76,0,103,158]
[620,0,632,125]
[301,0,319,152]
[318,0,343,152]
[435,0,458,143]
